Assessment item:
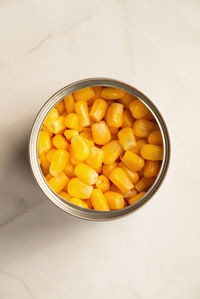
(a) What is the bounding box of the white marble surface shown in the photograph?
[0,0,200,298]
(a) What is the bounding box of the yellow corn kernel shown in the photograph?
[45,174,53,182]
[145,111,155,121]
[71,136,90,161]
[101,140,123,165]
[118,127,136,151]
[118,162,139,184]
[75,163,98,185]
[86,146,104,169]
[73,87,95,101]
[129,100,149,119]
[124,188,138,199]
[75,101,90,127]
[69,198,89,209]
[38,131,51,155]
[90,189,110,211]
[121,151,144,171]
[108,126,119,135]
[79,132,94,149]
[110,184,123,194]
[104,191,125,210]
[64,161,75,178]
[43,108,59,127]
[119,93,137,107]
[128,191,146,205]
[96,175,110,192]
[101,87,126,100]
[138,168,144,177]
[48,172,69,193]
[47,116,66,134]
[144,161,160,178]
[91,121,111,145]
[65,113,80,129]
[70,155,81,165]
[64,94,75,113]
[141,144,163,161]
[52,134,69,150]
[55,100,65,114]
[40,153,50,175]
[109,167,134,193]
[59,191,71,201]
[61,111,68,117]
[64,129,79,140]
[148,130,163,146]
[67,178,93,199]
[106,103,123,128]
[50,149,69,176]
[130,139,147,155]
[102,162,118,177]
[96,165,102,174]
[90,98,108,122]
[133,119,155,138]
[93,86,103,99]
[122,109,134,128]
[41,125,53,137]
[46,148,57,163]
[135,177,155,192]
[85,198,93,209]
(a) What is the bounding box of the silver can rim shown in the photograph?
[29,77,170,221]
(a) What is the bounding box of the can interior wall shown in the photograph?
[29,78,170,220]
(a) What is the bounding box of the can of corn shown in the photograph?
[29,78,170,220]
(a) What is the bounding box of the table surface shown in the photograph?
[0,1,200,298]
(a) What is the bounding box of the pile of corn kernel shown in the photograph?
[38,86,163,211]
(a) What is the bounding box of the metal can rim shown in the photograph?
[29,77,170,221]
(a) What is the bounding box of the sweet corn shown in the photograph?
[133,119,155,138]
[50,149,69,176]
[92,86,103,99]
[64,161,75,178]
[43,108,59,127]
[91,121,111,145]
[52,134,69,150]
[79,132,94,149]
[71,136,90,161]
[55,100,65,114]
[109,167,134,193]
[46,148,57,163]
[101,87,126,100]
[96,165,102,174]
[85,198,93,209]
[38,131,51,155]
[118,162,139,184]
[59,191,71,201]
[121,151,144,171]
[148,130,163,146]
[106,103,123,128]
[129,100,149,119]
[48,172,69,193]
[41,124,53,137]
[90,189,110,211]
[128,191,146,205]
[119,93,137,107]
[96,175,110,192]
[90,98,108,122]
[48,116,66,134]
[124,188,138,199]
[108,126,119,135]
[75,101,90,127]
[75,163,98,185]
[104,191,125,209]
[145,111,155,121]
[45,173,53,181]
[144,161,160,178]
[135,177,155,192]
[64,129,79,140]
[130,139,147,155]
[73,87,95,101]
[122,109,134,128]
[141,144,163,161]
[110,184,123,194]
[64,94,75,113]
[118,127,136,151]
[102,162,118,177]
[69,198,89,209]
[65,113,80,129]
[40,153,50,175]
[101,140,122,164]
[86,146,104,169]
[67,178,93,199]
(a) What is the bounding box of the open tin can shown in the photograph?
[29,78,170,220]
